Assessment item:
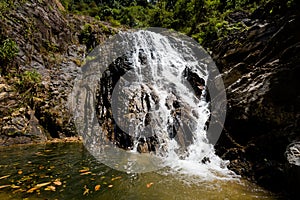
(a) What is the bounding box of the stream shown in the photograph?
[0,142,279,200]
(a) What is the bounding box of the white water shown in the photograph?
[110,30,234,180]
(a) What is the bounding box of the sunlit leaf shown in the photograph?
[111,176,122,181]
[95,185,101,191]
[27,182,51,193]
[108,185,113,188]
[146,182,154,188]
[0,185,10,189]
[45,185,56,191]
[80,171,91,175]
[17,170,23,175]
[83,185,89,195]
[0,175,10,180]
[79,167,90,173]
[11,184,20,189]
[53,179,62,186]
[36,182,51,188]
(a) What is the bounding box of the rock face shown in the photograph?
[0,0,117,145]
[213,1,300,195]
[95,49,207,154]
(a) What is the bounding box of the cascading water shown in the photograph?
[71,28,235,180]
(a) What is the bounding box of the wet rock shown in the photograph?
[214,2,300,194]
[0,0,117,145]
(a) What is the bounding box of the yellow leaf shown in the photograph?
[94,185,101,191]
[79,167,90,173]
[83,185,89,195]
[0,185,10,189]
[17,170,23,175]
[27,187,38,193]
[11,184,20,189]
[111,176,122,181]
[146,182,154,188]
[80,171,91,175]
[45,185,56,191]
[0,175,10,180]
[108,185,113,188]
[53,179,62,186]
[36,182,51,188]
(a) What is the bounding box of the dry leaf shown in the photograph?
[0,185,11,189]
[83,185,89,195]
[80,171,91,175]
[94,185,101,191]
[27,187,38,193]
[111,176,122,181]
[11,184,20,189]
[79,167,90,173]
[27,182,51,193]
[53,179,62,186]
[146,182,154,188]
[45,185,56,191]
[17,170,22,175]
[0,175,10,180]
[36,182,51,188]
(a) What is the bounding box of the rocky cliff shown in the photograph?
[0,0,117,145]
[213,1,300,196]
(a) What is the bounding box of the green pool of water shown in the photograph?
[0,143,279,199]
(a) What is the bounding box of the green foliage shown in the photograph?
[0,38,19,74]
[60,0,293,47]
[0,38,19,63]
[17,70,42,94]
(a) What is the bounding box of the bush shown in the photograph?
[0,38,19,74]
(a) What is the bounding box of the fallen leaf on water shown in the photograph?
[94,185,101,191]
[80,171,91,175]
[0,185,10,189]
[45,185,56,191]
[13,188,25,193]
[111,176,122,181]
[108,185,113,188]
[27,182,51,193]
[17,170,23,175]
[53,179,62,186]
[79,167,90,173]
[146,182,154,188]
[0,175,10,180]
[83,185,89,195]
[11,184,20,189]
[36,182,51,188]
[27,187,38,193]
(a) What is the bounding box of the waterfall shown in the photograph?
[70,28,235,180]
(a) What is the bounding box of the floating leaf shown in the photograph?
[0,185,10,189]
[27,187,38,193]
[80,171,91,175]
[36,182,51,188]
[111,176,122,181]
[27,182,51,193]
[0,175,10,180]
[45,185,56,191]
[146,182,154,188]
[53,179,62,186]
[108,185,113,188]
[94,185,101,191]
[79,167,90,173]
[11,184,20,189]
[83,185,89,195]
